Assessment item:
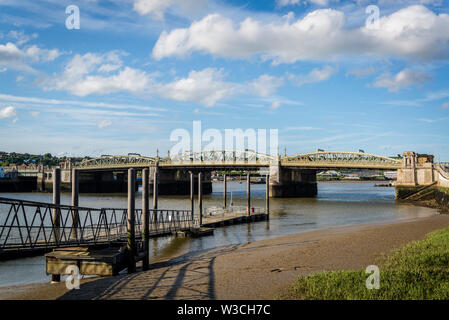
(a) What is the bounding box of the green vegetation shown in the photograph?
[0,152,85,167]
[437,187,449,195]
[287,226,449,300]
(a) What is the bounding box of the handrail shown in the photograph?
[0,197,194,252]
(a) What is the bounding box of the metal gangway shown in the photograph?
[0,197,193,258]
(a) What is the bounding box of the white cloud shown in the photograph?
[152,5,449,63]
[291,65,336,86]
[0,106,17,119]
[249,74,284,97]
[158,68,235,106]
[269,101,281,110]
[133,0,207,20]
[372,69,430,92]
[98,120,112,128]
[0,41,61,72]
[277,0,329,6]
[43,52,151,96]
[441,102,449,109]
[0,93,166,112]
[7,30,38,46]
[346,67,375,78]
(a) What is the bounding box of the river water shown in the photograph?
[0,182,438,288]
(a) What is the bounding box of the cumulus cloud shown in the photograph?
[41,49,285,105]
[0,106,17,119]
[249,74,284,97]
[43,52,151,96]
[0,41,61,72]
[152,5,449,64]
[133,0,207,20]
[290,66,336,86]
[157,68,235,106]
[372,69,430,92]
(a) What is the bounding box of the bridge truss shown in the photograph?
[74,150,402,171]
[282,151,402,170]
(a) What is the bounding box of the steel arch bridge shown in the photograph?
[76,155,158,170]
[281,151,402,170]
[74,150,402,171]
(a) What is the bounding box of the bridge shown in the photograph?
[69,150,402,198]
[75,150,402,170]
[5,150,449,198]
[2,150,404,197]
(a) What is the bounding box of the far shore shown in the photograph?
[1,212,448,300]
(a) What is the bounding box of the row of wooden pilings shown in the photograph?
[50,167,270,276]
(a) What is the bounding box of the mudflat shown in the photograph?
[2,214,449,300]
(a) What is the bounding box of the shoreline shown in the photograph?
[1,212,448,300]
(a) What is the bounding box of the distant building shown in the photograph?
[384,171,397,180]
[317,170,341,180]
[343,173,360,180]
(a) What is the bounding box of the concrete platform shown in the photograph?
[45,246,128,277]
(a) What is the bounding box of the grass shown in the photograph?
[287,226,449,300]
[437,187,449,195]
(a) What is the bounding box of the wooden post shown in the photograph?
[198,172,202,226]
[153,167,158,211]
[71,168,79,240]
[51,168,61,282]
[247,172,251,216]
[266,174,270,219]
[223,174,227,209]
[190,171,194,222]
[127,168,136,274]
[142,168,150,271]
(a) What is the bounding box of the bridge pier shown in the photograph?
[149,167,212,195]
[395,152,437,199]
[269,158,317,198]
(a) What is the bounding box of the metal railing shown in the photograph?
[0,197,193,252]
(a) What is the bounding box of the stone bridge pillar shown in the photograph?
[269,156,317,198]
[396,151,436,199]
[396,152,434,186]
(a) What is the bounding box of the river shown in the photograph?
[0,181,438,288]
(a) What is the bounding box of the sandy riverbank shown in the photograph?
[1,214,449,300]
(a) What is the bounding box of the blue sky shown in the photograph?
[0,0,449,160]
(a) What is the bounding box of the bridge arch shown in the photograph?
[281,151,402,170]
[163,150,274,165]
[75,154,157,170]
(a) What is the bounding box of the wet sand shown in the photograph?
[1,214,449,300]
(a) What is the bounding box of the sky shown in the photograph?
[0,0,449,160]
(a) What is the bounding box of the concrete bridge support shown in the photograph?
[149,167,212,195]
[269,158,317,198]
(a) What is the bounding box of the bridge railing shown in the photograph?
[0,197,193,252]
